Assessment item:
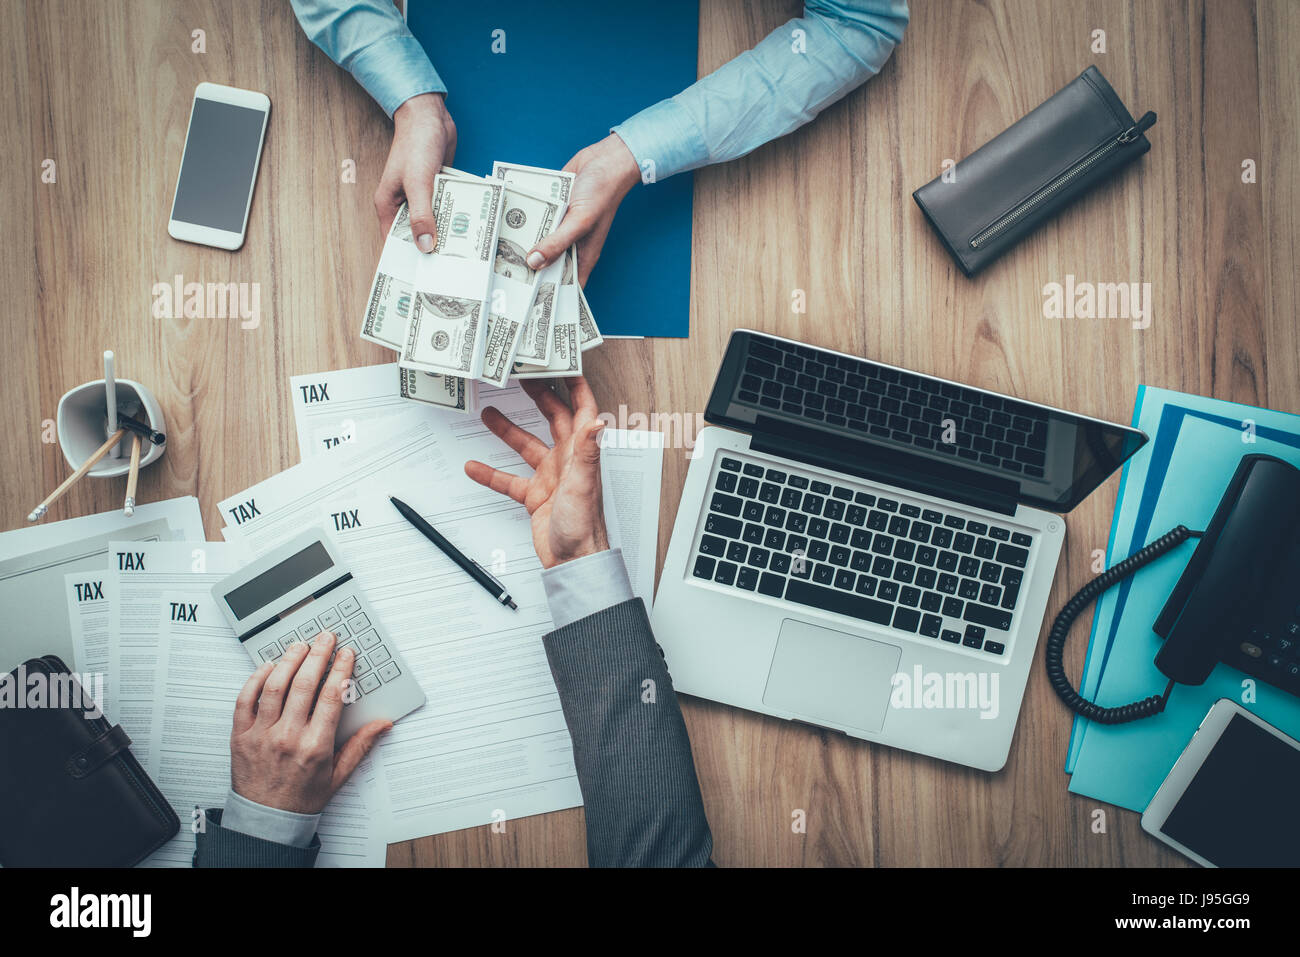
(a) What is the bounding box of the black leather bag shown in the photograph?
[913,66,1156,277]
[0,655,179,866]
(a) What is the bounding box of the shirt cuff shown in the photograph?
[611,98,711,183]
[348,33,446,118]
[541,548,635,630]
[221,789,321,849]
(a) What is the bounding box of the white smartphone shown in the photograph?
[1141,697,1300,867]
[167,82,270,250]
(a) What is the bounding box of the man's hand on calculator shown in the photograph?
[230,633,392,814]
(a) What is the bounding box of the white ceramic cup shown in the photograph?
[56,378,166,479]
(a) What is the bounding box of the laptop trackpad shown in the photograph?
[762,619,901,734]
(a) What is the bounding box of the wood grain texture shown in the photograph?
[1,0,1295,866]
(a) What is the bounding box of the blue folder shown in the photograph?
[409,0,699,338]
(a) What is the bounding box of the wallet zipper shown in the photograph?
[969,110,1157,250]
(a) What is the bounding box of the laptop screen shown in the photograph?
[705,331,1147,513]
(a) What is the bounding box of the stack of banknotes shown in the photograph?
[359,162,605,414]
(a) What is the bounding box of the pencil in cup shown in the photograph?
[28,427,128,522]
[124,434,142,516]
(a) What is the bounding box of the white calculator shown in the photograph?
[212,529,426,742]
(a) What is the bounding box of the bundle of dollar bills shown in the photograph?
[359,163,605,414]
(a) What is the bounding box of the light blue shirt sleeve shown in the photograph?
[290,0,445,117]
[220,788,321,849]
[612,0,908,182]
[541,548,635,630]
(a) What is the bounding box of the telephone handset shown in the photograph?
[1047,454,1300,723]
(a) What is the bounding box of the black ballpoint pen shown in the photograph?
[389,496,518,610]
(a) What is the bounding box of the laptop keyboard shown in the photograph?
[739,338,1051,477]
[693,453,1036,657]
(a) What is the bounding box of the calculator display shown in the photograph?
[224,540,334,618]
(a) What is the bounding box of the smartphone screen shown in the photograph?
[169,86,269,248]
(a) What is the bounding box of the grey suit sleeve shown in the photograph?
[192,809,321,868]
[543,598,714,867]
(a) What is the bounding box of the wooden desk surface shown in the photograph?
[3,0,1296,866]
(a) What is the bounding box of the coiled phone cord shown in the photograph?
[1044,524,1202,724]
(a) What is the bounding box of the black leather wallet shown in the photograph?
[913,66,1156,277]
[0,656,179,867]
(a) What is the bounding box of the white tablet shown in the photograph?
[1142,698,1300,867]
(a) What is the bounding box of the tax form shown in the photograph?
[219,412,448,544]
[64,570,114,717]
[107,540,243,770]
[226,384,663,840]
[289,362,546,461]
[0,505,191,674]
[287,362,662,600]
[143,593,386,868]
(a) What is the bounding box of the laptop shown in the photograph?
[652,330,1147,771]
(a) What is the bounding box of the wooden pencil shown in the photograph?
[28,427,127,521]
[123,433,142,516]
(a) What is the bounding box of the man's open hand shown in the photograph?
[464,378,610,569]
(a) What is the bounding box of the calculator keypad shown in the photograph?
[253,592,399,703]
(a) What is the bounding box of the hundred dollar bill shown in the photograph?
[481,185,565,386]
[517,270,558,364]
[359,205,422,350]
[398,366,471,413]
[512,321,580,379]
[361,167,484,352]
[402,290,484,377]
[565,244,603,351]
[491,162,575,207]
[491,163,575,363]
[398,175,503,379]
[577,281,603,351]
[361,269,414,352]
[514,249,582,379]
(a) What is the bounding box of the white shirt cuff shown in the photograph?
[541,548,635,630]
[221,789,321,849]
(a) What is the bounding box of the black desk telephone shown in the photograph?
[1047,454,1300,723]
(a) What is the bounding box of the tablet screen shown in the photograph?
[1161,713,1300,866]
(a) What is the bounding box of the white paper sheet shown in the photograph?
[598,433,664,605]
[0,496,205,562]
[288,362,547,463]
[217,412,448,541]
[64,570,114,717]
[142,593,386,868]
[0,515,178,674]
[287,362,663,601]
[106,540,243,769]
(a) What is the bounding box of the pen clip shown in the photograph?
[471,559,507,593]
